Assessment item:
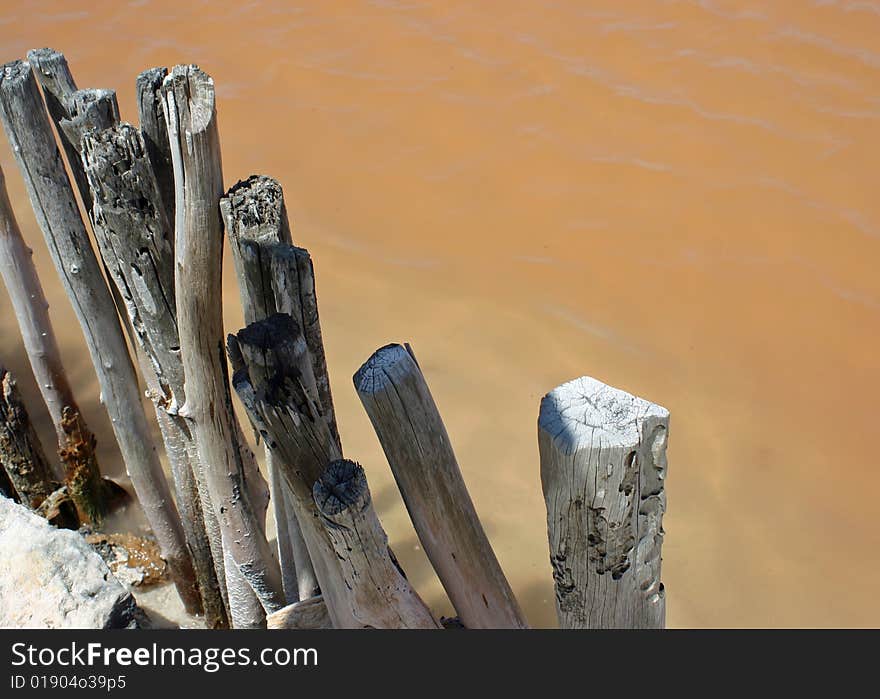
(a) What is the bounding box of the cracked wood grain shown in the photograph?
[538,376,668,629]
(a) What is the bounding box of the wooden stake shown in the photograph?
[229,315,438,628]
[0,158,105,522]
[221,175,318,603]
[0,60,200,611]
[270,243,340,450]
[354,343,527,629]
[314,459,439,628]
[538,376,669,629]
[1,370,57,508]
[81,123,228,628]
[161,65,283,626]
[135,68,175,227]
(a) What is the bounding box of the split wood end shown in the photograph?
[353,343,413,394]
[313,459,368,516]
[538,376,669,455]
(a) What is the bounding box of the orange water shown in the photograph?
[1,0,878,627]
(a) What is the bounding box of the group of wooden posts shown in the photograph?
[0,49,669,629]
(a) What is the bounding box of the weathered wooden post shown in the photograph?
[538,376,669,629]
[80,123,228,628]
[0,367,77,528]
[161,64,283,627]
[314,459,439,628]
[0,161,105,521]
[354,344,527,629]
[221,175,319,604]
[0,59,200,611]
[229,314,439,628]
[135,68,175,225]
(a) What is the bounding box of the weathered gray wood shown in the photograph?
[538,376,669,629]
[228,314,349,627]
[267,595,331,630]
[80,123,228,628]
[0,368,59,510]
[354,344,527,629]
[314,459,439,628]
[25,49,88,206]
[0,60,199,610]
[27,49,134,343]
[270,243,340,450]
[0,137,106,523]
[229,315,438,628]
[221,175,318,604]
[135,68,175,227]
[161,64,283,627]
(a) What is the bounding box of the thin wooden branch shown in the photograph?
[314,459,439,628]
[538,376,669,629]
[0,60,200,611]
[161,64,283,627]
[0,150,105,522]
[228,315,438,628]
[135,68,175,227]
[221,175,318,603]
[354,344,526,629]
[80,123,228,628]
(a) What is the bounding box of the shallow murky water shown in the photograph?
[1,0,878,627]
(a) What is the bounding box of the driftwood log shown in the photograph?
[0,59,200,611]
[228,314,437,628]
[354,344,526,628]
[161,64,283,627]
[538,376,669,629]
[221,175,318,603]
[80,123,228,628]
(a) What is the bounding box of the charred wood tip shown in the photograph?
[313,459,368,516]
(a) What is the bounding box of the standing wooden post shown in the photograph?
[221,175,319,603]
[81,123,228,628]
[0,368,79,529]
[270,243,340,449]
[1,368,58,509]
[161,65,283,627]
[0,154,106,522]
[354,343,527,629]
[538,376,669,629]
[0,60,201,612]
[313,459,439,629]
[135,68,175,226]
[228,314,438,628]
